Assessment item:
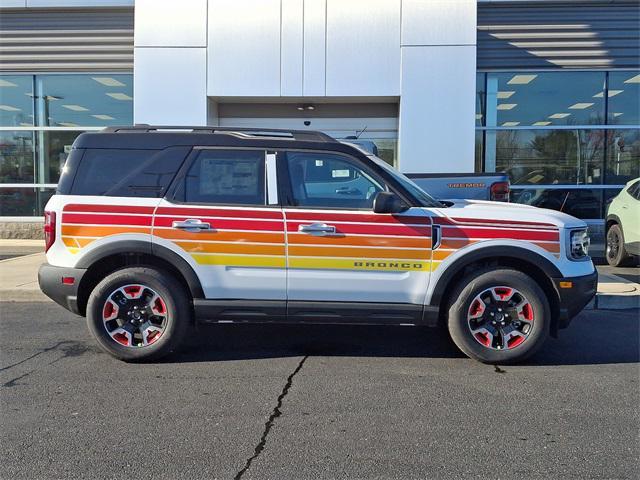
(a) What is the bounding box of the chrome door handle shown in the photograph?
[172,218,211,231]
[298,223,336,235]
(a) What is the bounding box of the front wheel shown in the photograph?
[447,268,550,364]
[86,267,191,362]
[606,224,632,267]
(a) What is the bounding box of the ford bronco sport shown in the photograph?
[38,126,597,364]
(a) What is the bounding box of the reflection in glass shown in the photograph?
[0,187,55,216]
[511,188,603,220]
[607,71,640,125]
[39,130,84,184]
[495,129,605,185]
[476,73,485,127]
[0,75,34,127]
[605,129,640,184]
[36,74,133,127]
[486,72,606,127]
[0,131,35,183]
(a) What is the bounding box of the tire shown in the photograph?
[606,224,633,267]
[86,266,191,362]
[447,268,550,364]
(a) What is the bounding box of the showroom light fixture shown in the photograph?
[624,74,640,83]
[0,79,17,87]
[19,122,31,126]
[533,121,552,126]
[92,114,115,120]
[502,122,520,126]
[497,91,515,99]
[569,102,594,109]
[92,77,125,87]
[297,104,316,111]
[106,92,133,101]
[613,113,624,117]
[593,89,623,98]
[58,122,79,127]
[507,74,537,85]
[0,104,20,111]
[497,103,517,110]
[62,104,89,111]
[548,113,571,119]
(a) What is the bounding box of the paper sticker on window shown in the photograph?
[315,160,324,166]
[332,169,350,178]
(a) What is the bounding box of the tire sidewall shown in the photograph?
[606,224,627,267]
[86,267,190,362]
[448,269,550,364]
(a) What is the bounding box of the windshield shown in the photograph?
[367,155,443,208]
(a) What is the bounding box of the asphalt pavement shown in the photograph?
[1,301,638,480]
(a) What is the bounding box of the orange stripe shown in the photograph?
[154,229,284,243]
[175,241,285,256]
[433,249,454,261]
[537,242,560,254]
[287,233,430,249]
[61,225,150,236]
[288,245,431,260]
[440,239,473,249]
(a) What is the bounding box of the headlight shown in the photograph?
[568,229,590,260]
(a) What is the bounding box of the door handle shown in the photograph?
[172,218,211,232]
[298,223,336,235]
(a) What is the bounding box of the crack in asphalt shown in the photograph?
[0,341,78,373]
[234,355,308,480]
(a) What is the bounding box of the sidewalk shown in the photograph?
[1,251,638,310]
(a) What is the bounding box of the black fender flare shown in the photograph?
[428,245,563,306]
[75,240,204,299]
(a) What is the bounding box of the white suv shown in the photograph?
[38,126,597,364]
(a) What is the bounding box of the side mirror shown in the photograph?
[373,191,409,214]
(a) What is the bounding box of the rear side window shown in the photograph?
[174,149,265,205]
[628,180,640,200]
[69,147,190,197]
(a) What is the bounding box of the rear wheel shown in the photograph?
[447,268,550,364]
[86,267,191,362]
[606,224,633,267]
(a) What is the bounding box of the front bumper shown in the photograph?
[38,263,86,315]
[554,269,598,330]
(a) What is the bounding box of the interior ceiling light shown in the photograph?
[19,122,31,126]
[502,122,520,126]
[62,104,88,111]
[507,74,537,85]
[497,91,515,99]
[58,122,79,127]
[497,103,517,110]
[92,114,115,120]
[549,113,571,119]
[475,114,483,119]
[613,113,624,117]
[106,93,133,101]
[296,106,305,111]
[624,74,640,84]
[0,79,17,87]
[569,102,594,109]
[593,89,623,98]
[92,77,125,87]
[533,121,552,126]
[0,104,21,111]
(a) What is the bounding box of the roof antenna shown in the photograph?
[345,126,368,140]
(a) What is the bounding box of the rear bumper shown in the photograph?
[554,269,598,329]
[38,263,86,315]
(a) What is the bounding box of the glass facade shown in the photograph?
[0,73,133,216]
[477,70,640,220]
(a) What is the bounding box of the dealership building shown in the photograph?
[0,0,638,240]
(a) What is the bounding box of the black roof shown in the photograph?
[73,125,354,153]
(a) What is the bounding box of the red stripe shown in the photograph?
[442,225,559,242]
[155,207,283,219]
[153,217,284,231]
[286,221,430,237]
[63,204,155,215]
[285,211,431,225]
[62,213,153,226]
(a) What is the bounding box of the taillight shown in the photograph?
[490,181,510,202]
[44,211,56,253]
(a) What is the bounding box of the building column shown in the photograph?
[398,0,477,173]
[133,0,208,125]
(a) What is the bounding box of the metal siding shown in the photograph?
[477,1,640,70]
[0,8,133,72]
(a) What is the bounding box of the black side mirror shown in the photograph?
[373,191,409,214]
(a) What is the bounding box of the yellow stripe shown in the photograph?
[288,257,429,272]
[191,254,285,268]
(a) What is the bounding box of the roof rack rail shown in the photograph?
[101,124,336,143]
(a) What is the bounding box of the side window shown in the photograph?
[286,152,386,209]
[628,180,640,200]
[176,149,266,205]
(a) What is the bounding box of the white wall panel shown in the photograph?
[326,0,400,96]
[402,0,476,46]
[303,0,326,96]
[135,0,207,47]
[281,0,304,96]
[25,0,132,6]
[208,0,281,96]
[398,46,476,173]
[134,47,207,125]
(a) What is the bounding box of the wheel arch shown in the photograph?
[75,240,204,316]
[428,246,562,335]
